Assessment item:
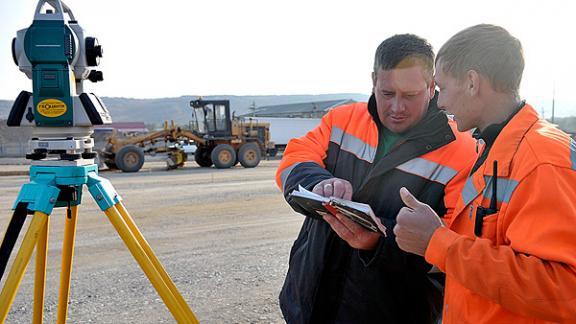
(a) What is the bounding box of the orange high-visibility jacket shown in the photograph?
[276,97,477,323]
[426,104,576,323]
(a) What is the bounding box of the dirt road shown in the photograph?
[0,159,303,323]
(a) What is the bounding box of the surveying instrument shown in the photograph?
[0,1,198,322]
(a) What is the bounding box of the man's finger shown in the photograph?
[342,181,353,201]
[332,180,353,200]
[313,180,333,197]
[333,212,363,233]
[393,224,401,237]
[323,214,354,241]
[312,183,324,196]
[374,217,387,237]
[323,183,334,197]
[333,180,346,199]
[395,207,413,226]
[399,187,424,210]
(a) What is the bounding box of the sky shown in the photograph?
[0,0,574,117]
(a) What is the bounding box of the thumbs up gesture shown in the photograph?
[393,187,444,256]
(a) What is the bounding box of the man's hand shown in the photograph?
[393,187,444,256]
[312,178,353,200]
[313,178,379,250]
[323,213,382,250]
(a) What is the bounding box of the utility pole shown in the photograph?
[551,82,556,124]
[250,101,257,117]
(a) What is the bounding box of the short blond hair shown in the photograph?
[437,24,524,94]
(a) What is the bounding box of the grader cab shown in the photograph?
[190,99,274,169]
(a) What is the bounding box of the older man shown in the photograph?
[276,34,476,323]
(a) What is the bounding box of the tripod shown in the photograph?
[0,163,199,323]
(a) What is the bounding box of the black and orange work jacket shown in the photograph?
[276,95,476,323]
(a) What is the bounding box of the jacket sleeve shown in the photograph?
[426,164,576,321]
[276,111,336,215]
[442,124,477,225]
[441,160,474,226]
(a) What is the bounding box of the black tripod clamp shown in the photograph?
[0,203,31,281]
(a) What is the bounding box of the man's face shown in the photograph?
[372,65,434,134]
[434,63,480,132]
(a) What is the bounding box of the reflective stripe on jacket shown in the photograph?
[426,104,576,323]
[276,95,477,323]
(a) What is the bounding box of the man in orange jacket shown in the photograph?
[276,34,477,323]
[394,24,576,323]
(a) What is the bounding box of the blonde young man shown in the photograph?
[394,24,576,323]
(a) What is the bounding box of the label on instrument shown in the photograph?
[37,99,67,118]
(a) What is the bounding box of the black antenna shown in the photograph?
[474,160,499,237]
[490,160,498,211]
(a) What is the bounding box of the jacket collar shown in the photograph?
[472,100,525,148]
[478,103,539,178]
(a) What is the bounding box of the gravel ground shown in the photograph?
[0,159,302,323]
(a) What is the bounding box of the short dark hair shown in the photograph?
[373,34,435,83]
[436,24,524,94]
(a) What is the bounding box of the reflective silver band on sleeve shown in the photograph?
[280,162,302,193]
[330,126,376,163]
[462,176,479,207]
[395,157,458,185]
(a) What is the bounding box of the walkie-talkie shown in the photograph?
[474,160,498,236]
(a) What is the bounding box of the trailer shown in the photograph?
[242,117,321,155]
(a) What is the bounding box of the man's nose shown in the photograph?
[436,94,447,111]
[390,97,405,113]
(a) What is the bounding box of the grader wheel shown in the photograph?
[238,142,261,168]
[194,147,213,167]
[115,145,145,172]
[211,144,237,169]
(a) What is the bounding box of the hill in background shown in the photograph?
[0,94,370,126]
[1,93,573,153]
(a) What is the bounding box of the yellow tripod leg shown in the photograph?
[56,205,79,324]
[103,206,193,323]
[115,202,198,324]
[33,215,50,324]
[0,212,49,323]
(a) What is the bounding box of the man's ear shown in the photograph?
[428,79,436,98]
[466,70,480,96]
[371,71,377,88]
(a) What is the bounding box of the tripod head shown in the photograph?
[8,0,112,164]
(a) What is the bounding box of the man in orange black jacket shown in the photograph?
[394,24,576,323]
[276,34,476,323]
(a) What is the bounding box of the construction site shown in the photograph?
[0,1,335,322]
[0,88,346,322]
[0,157,302,323]
[3,1,576,323]
[0,1,359,318]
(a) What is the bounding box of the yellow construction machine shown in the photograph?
[100,99,274,172]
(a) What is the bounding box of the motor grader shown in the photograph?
[99,99,274,172]
[189,99,275,169]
